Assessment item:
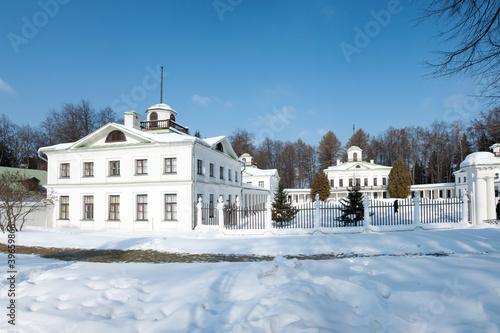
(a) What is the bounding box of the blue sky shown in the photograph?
[0,0,482,146]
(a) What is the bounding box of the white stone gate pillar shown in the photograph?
[486,176,496,220]
[460,152,500,225]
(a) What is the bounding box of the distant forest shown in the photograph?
[1,100,498,189]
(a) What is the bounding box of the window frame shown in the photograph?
[136,159,148,175]
[109,195,120,221]
[197,159,203,175]
[164,194,177,221]
[220,166,224,180]
[59,196,69,220]
[164,157,177,174]
[209,163,214,177]
[83,162,94,177]
[259,181,265,188]
[105,130,126,143]
[60,163,70,178]
[136,194,148,221]
[109,161,121,176]
[83,195,94,220]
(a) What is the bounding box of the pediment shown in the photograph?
[69,124,155,149]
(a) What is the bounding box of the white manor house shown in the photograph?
[286,145,500,204]
[38,103,270,231]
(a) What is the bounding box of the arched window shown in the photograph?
[170,114,176,122]
[216,142,224,152]
[150,112,158,121]
[355,165,361,168]
[106,130,126,143]
[353,152,358,161]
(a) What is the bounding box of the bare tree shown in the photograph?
[421,0,500,99]
[228,128,256,157]
[0,170,48,232]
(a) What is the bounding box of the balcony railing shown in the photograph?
[330,185,388,192]
[140,119,189,134]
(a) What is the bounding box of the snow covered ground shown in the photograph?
[1,225,500,332]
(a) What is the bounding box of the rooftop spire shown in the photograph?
[160,66,163,104]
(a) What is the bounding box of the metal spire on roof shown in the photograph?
[160,66,163,104]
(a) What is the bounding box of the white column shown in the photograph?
[462,190,469,224]
[486,176,496,220]
[474,177,486,224]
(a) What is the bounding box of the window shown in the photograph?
[150,112,158,128]
[83,196,94,220]
[235,171,238,182]
[209,163,214,177]
[464,176,467,182]
[373,178,378,186]
[164,158,177,174]
[457,177,461,183]
[165,194,177,220]
[374,192,378,199]
[330,179,334,187]
[197,159,203,175]
[353,152,358,161]
[109,195,120,220]
[364,178,368,186]
[383,192,387,198]
[355,165,361,168]
[209,194,214,218]
[216,142,224,152]
[60,163,70,178]
[105,130,126,143]
[382,177,387,186]
[228,169,232,181]
[339,179,343,187]
[259,181,265,188]
[220,166,224,179]
[356,178,360,186]
[136,195,148,221]
[247,181,252,185]
[60,196,69,220]
[109,161,120,176]
[349,179,353,187]
[136,159,148,175]
[84,162,94,177]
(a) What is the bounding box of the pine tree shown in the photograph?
[272,182,298,226]
[338,183,364,226]
[388,158,412,198]
[310,172,331,201]
[317,131,342,171]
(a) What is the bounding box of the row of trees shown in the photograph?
[229,107,499,188]
[0,100,121,169]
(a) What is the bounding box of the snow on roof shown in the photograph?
[241,182,270,191]
[325,160,391,171]
[460,152,500,168]
[348,146,362,151]
[243,165,278,177]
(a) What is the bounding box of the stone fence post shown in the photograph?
[462,190,469,224]
[196,197,203,228]
[265,195,273,232]
[413,191,421,227]
[217,195,225,232]
[363,195,370,233]
[314,194,321,230]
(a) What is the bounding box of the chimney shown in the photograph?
[124,111,141,130]
[370,159,374,164]
[336,159,341,166]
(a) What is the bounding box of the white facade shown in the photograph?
[324,146,392,201]
[39,103,267,231]
[241,153,280,202]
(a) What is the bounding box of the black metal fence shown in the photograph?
[370,199,413,226]
[274,202,314,229]
[224,203,266,230]
[420,198,462,223]
[201,203,218,226]
[319,202,351,228]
